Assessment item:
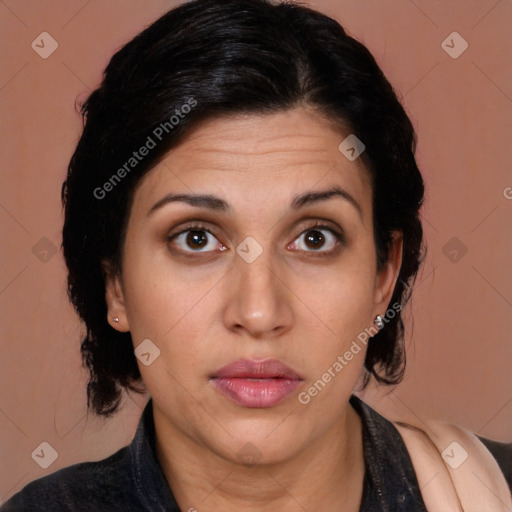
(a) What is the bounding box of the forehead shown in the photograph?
[132,108,372,220]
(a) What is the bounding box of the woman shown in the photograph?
[2,0,511,510]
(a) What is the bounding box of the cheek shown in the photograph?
[122,263,216,399]
[293,274,376,411]
[297,254,376,333]
[121,244,223,357]
[295,284,374,380]
[303,274,374,326]
[289,257,377,381]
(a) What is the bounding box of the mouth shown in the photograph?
[209,358,303,408]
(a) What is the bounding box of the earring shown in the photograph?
[374,315,385,330]
[113,317,119,323]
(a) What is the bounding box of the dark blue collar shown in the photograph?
[128,399,181,511]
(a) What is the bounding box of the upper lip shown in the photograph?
[211,358,303,380]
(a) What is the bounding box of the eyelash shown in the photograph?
[167,221,344,258]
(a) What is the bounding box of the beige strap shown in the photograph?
[394,420,512,512]
[395,421,463,511]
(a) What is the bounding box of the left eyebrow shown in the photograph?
[147,185,362,219]
[291,186,362,219]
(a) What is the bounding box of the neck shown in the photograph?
[153,401,365,512]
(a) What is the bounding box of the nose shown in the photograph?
[223,241,294,340]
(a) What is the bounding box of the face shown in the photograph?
[105,107,402,466]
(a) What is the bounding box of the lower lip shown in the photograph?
[211,377,302,408]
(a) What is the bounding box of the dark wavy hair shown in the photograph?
[61,0,426,417]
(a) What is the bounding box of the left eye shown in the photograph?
[289,227,340,253]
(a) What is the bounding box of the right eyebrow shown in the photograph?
[147,193,230,216]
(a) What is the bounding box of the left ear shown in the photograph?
[372,230,403,314]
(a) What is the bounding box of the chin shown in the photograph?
[209,422,307,466]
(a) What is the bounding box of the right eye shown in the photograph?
[167,223,227,254]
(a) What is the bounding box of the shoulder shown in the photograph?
[393,418,512,511]
[1,446,141,512]
[395,418,511,482]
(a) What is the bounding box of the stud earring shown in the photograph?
[113,317,119,323]
[374,315,385,330]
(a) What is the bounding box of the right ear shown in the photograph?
[102,260,130,332]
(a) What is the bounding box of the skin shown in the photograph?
[105,107,403,511]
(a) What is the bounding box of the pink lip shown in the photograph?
[210,359,303,408]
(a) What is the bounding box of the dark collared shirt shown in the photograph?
[2,396,510,511]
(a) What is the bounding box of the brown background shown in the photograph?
[1,0,511,502]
